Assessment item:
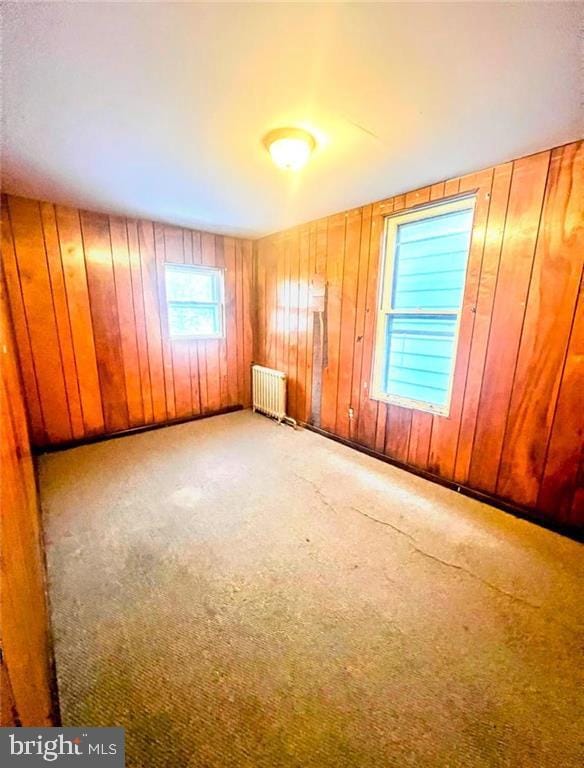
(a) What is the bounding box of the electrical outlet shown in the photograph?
[348,407,354,419]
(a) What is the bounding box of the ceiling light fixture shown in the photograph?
[263,127,316,171]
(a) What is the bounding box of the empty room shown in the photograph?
[1,2,582,766]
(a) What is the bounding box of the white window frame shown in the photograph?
[164,263,226,340]
[370,194,476,417]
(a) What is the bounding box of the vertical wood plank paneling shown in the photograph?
[4,195,253,447]
[468,151,551,492]
[154,222,176,420]
[235,239,245,404]
[8,197,72,443]
[304,221,318,423]
[201,232,221,413]
[54,205,104,436]
[242,239,254,406]
[336,208,362,439]
[537,275,583,522]
[2,199,46,444]
[497,142,584,506]
[138,219,167,423]
[126,219,154,425]
[254,141,583,530]
[264,237,277,370]
[255,239,266,366]
[295,225,310,422]
[184,230,202,416]
[192,230,206,415]
[1,275,55,726]
[287,230,300,420]
[164,224,192,420]
[80,210,129,434]
[39,203,85,439]
[223,236,239,407]
[274,237,284,373]
[310,219,328,425]
[214,236,228,406]
[109,216,144,427]
[357,204,384,449]
[279,236,294,386]
[283,233,293,391]
[453,163,513,483]
[349,204,372,442]
[320,212,346,433]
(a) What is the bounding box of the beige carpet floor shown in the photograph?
[39,410,583,767]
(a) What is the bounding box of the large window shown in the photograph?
[164,263,224,339]
[371,196,476,416]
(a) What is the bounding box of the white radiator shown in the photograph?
[252,365,296,426]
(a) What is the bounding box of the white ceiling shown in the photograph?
[2,2,582,238]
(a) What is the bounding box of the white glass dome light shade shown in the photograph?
[263,128,316,171]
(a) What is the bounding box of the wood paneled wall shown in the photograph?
[2,195,254,447]
[255,141,583,530]
[1,274,56,725]
[2,143,582,530]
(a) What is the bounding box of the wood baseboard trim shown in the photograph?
[34,405,244,454]
[301,422,583,543]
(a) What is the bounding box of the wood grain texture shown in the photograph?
[497,143,584,507]
[469,152,551,492]
[537,274,584,525]
[0,273,56,726]
[6,197,71,443]
[2,195,253,446]
[80,210,130,434]
[254,141,583,529]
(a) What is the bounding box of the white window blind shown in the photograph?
[164,264,225,339]
[371,196,476,415]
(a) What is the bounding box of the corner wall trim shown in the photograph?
[301,422,584,544]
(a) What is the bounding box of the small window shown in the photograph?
[371,196,476,416]
[164,264,225,339]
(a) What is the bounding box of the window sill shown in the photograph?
[169,334,225,342]
[369,391,451,418]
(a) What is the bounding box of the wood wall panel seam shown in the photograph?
[453,163,513,484]
[492,151,553,496]
[2,199,46,443]
[467,151,551,492]
[536,269,584,520]
[38,201,76,440]
[496,143,584,506]
[54,205,105,436]
[1,272,57,725]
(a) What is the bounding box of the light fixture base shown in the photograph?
[263,127,316,171]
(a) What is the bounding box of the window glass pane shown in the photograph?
[165,265,217,303]
[382,314,457,407]
[168,304,219,337]
[397,209,473,244]
[392,209,473,310]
